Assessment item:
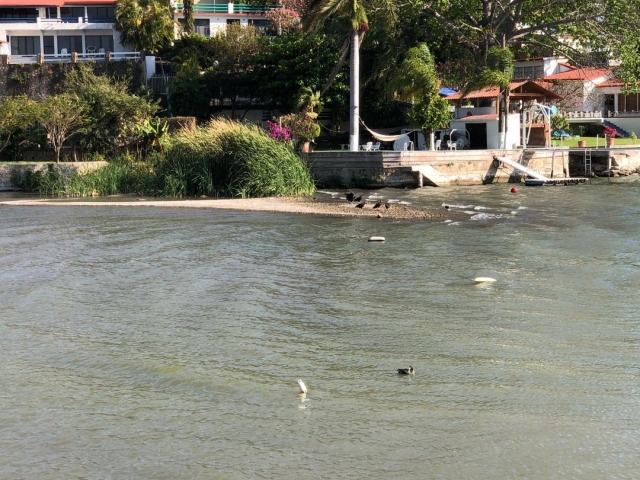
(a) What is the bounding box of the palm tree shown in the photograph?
[115,0,176,54]
[303,0,395,151]
[388,44,450,150]
[295,86,323,116]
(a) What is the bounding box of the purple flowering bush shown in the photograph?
[266,121,292,143]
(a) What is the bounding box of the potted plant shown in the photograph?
[280,112,321,152]
[603,126,619,147]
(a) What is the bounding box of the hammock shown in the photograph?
[359,118,419,142]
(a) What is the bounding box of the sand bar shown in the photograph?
[0,195,453,221]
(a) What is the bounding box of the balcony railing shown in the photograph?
[0,16,114,24]
[0,17,37,23]
[175,3,276,14]
[7,51,140,65]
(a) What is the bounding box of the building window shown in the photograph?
[85,35,114,52]
[227,19,240,25]
[0,7,38,19]
[86,6,115,22]
[60,7,85,20]
[43,36,55,55]
[10,36,40,55]
[513,66,544,79]
[194,19,210,37]
[57,35,83,53]
[248,19,271,35]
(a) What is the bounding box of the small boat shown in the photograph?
[524,179,545,186]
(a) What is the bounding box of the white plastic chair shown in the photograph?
[360,141,373,151]
[60,48,68,55]
[370,142,381,151]
[434,139,442,150]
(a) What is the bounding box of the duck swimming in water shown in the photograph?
[397,366,414,375]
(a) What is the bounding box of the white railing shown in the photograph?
[6,52,141,64]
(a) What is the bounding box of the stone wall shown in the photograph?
[306,149,560,188]
[0,61,145,101]
[0,162,108,191]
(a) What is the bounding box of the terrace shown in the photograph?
[174,3,277,14]
[0,3,129,64]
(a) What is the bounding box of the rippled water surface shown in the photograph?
[2,181,640,479]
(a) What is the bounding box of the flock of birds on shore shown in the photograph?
[344,191,391,210]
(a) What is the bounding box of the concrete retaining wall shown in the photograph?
[0,162,108,191]
[306,149,563,188]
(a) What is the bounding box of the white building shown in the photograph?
[0,0,135,64]
[173,1,277,37]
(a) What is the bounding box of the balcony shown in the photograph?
[5,51,140,65]
[174,3,276,14]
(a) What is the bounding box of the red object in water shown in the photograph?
[511,187,518,193]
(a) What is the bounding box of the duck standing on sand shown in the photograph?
[397,366,414,375]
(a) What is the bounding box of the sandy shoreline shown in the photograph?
[0,195,454,221]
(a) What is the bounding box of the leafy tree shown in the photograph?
[61,65,159,153]
[303,0,396,151]
[388,44,450,148]
[416,0,634,66]
[203,25,265,119]
[115,0,175,54]
[36,94,87,163]
[265,8,301,35]
[461,46,514,148]
[169,57,212,119]
[0,95,38,157]
[252,33,348,123]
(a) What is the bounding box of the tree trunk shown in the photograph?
[349,30,360,152]
[183,0,194,34]
[498,86,510,149]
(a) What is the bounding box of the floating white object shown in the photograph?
[297,379,307,394]
[368,236,386,242]
[474,277,496,283]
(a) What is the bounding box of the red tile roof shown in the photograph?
[446,80,562,101]
[543,68,610,81]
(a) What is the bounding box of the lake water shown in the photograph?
[2,180,640,479]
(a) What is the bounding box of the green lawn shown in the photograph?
[552,137,640,148]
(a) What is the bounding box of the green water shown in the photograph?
[1,180,640,478]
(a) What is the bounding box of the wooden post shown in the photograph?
[417,171,423,187]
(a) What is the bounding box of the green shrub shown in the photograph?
[631,132,638,141]
[10,119,316,198]
[156,118,316,198]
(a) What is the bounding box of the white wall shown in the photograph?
[450,113,520,149]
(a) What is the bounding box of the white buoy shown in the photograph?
[297,379,307,394]
[474,277,496,283]
[368,236,386,242]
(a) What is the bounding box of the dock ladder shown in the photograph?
[584,149,592,176]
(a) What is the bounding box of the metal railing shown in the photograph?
[175,3,276,13]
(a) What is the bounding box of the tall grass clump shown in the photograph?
[11,155,156,196]
[157,118,316,197]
